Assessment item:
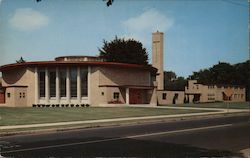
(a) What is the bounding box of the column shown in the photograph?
[126,88,129,104]
[45,67,49,103]
[88,66,91,104]
[77,67,81,103]
[34,67,39,104]
[66,67,70,103]
[56,67,60,103]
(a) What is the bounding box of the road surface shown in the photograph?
[1,114,250,157]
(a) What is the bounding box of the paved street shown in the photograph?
[1,114,250,157]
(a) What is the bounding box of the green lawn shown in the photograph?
[0,107,210,126]
[162,102,250,109]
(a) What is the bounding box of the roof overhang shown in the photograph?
[0,61,157,73]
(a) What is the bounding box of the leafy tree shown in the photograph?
[164,71,187,91]
[164,71,176,81]
[99,36,148,65]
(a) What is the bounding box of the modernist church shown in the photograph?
[0,32,165,107]
[0,32,246,107]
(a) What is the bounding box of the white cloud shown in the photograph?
[9,8,49,31]
[121,8,174,47]
[122,8,174,33]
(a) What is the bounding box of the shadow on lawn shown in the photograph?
[2,137,244,158]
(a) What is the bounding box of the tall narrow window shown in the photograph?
[59,69,66,97]
[39,71,45,97]
[81,67,88,97]
[162,93,167,100]
[70,67,77,98]
[49,70,56,98]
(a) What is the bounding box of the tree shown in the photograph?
[164,71,176,81]
[99,36,148,65]
[164,71,187,91]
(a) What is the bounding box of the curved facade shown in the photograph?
[0,56,157,107]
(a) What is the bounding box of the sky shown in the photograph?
[0,0,249,77]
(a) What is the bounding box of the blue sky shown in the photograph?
[0,0,248,77]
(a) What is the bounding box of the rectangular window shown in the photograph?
[162,93,167,100]
[80,67,88,97]
[70,67,77,98]
[49,70,56,98]
[241,94,244,99]
[7,93,10,98]
[113,92,119,99]
[19,92,22,98]
[23,92,25,98]
[39,71,45,97]
[59,69,66,97]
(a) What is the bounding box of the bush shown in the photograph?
[108,100,123,104]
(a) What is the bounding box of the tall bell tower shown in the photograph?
[152,31,164,90]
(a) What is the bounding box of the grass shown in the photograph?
[0,107,211,126]
[162,102,250,109]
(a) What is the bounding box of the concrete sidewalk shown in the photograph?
[1,106,249,130]
[129,104,250,112]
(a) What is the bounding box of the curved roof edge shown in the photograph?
[0,61,157,73]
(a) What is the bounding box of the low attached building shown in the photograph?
[0,56,157,107]
[157,90,185,105]
[185,80,245,103]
